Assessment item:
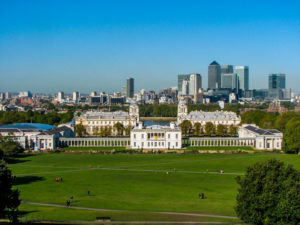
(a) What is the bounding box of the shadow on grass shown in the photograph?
[5,157,31,165]
[13,176,45,185]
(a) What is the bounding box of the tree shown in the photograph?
[75,123,87,137]
[193,122,202,136]
[113,122,124,136]
[216,124,227,136]
[275,111,300,132]
[0,160,21,222]
[0,136,24,157]
[228,125,238,137]
[235,159,300,225]
[204,122,215,136]
[283,119,300,154]
[124,126,131,136]
[179,120,192,136]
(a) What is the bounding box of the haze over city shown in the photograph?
[0,0,300,93]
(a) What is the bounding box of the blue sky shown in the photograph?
[0,0,299,94]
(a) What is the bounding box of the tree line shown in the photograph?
[0,110,74,126]
[241,110,300,154]
[179,120,238,137]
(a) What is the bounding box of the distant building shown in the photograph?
[57,91,64,102]
[0,123,74,150]
[130,122,182,149]
[90,91,97,97]
[5,92,11,99]
[126,78,134,98]
[221,65,233,74]
[121,86,127,97]
[208,61,221,89]
[178,74,190,94]
[177,99,241,126]
[269,73,286,89]
[181,80,189,96]
[235,66,249,91]
[221,73,238,90]
[19,91,32,98]
[268,73,287,100]
[238,124,282,150]
[189,73,202,96]
[75,103,139,135]
[73,92,80,103]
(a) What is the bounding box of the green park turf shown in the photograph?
[7,152,300,223]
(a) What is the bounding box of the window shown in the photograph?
[148,142,150,147]
[176,134,178,139]
[142,142,144,147]
[158,142,161,146]
[168,134,170,139]
[142,134,144,139]
[162,142,164,146]
[134,142,136,147]
[176,142,178,147]
[148,133,150,139]
[155,142,157,147]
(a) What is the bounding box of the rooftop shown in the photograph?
[0,123,55,131]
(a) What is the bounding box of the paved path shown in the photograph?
[28,220,241,224]
[23,201,239,220]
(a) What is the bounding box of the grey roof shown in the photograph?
[179,111,240,121]
[79,111,131,120]
[244,125,281,135]
[210,61,220,66]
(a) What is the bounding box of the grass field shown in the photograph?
[7,152,300,224]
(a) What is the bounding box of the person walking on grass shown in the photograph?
[88,190,90,196]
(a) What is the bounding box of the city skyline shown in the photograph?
[0,0,299,93]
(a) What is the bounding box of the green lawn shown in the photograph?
[7,152,300,223]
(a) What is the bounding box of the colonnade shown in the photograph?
[59,138,130,147]
[189,138,255,147]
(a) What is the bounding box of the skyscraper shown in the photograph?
[221,65,233,74]
[189,73,202,95]
[182,80,189,96]
[126,77,134,98]
[268,74,286,89]
[221,73,238,90]
[73,91,80,102]
[178,74,190,94]
[235,66,249,91]
[57,91,64,102]
[208,61,221,89]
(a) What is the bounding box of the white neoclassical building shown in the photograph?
[75,103,139,135]
[130,122,182,149]
[177,99,241,126]
[238,124,282,150]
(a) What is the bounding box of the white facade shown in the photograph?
[238,124,282,150]
[73,91,80,102]
[177,100,241,126]
[182,80,189,96]
[57,91,64,102]
[130,122,182,149]
[189,73,202,96]
[0,126,74,150]
[75,103,139,135]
